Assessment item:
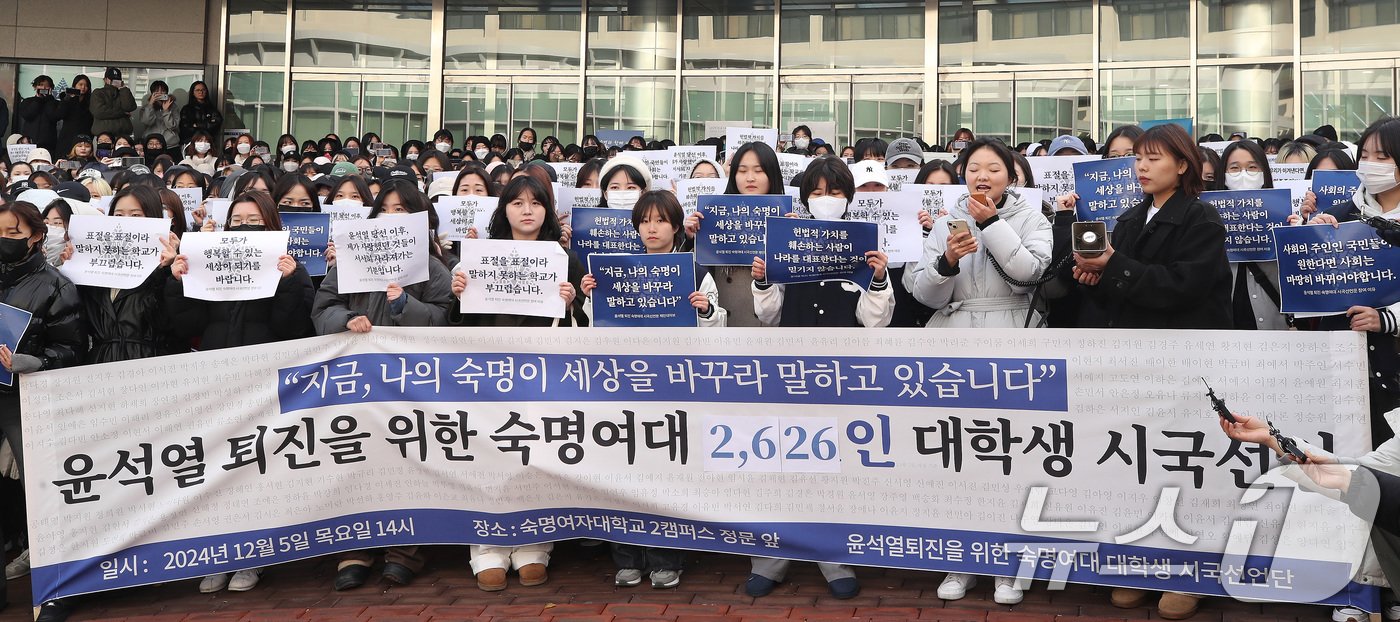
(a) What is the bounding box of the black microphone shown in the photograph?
[1360,215,1400,246]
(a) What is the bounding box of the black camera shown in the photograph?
[64,88,80,97]
[1071,221,1108,257]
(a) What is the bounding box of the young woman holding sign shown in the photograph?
[166,190,312,594]
[313,179,455,592]
[580,190,727,330]
[1218,140,1289,331]
[449,174,579,592]
[743,156,887,600]
[683,141,786,327]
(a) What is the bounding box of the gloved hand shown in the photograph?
[10,353,42,373]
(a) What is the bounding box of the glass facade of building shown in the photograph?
[9,0,1400,150]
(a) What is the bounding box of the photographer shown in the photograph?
[89,68,136,139]
[55,75,92,156]
[16,75,60,152]
[134,81,179,158]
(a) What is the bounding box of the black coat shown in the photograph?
[179,100,222,145]
[0,251,85,393]
[56,92,93,155]
[165,264,315,350]
[78,266,178,364]
[16,95,60,151]
[1072,191,1233,329]
[1314,199,1400,401]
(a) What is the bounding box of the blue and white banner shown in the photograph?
[0,302,32,387]
[1073,158,1143,227]
[1140,118,1194,135]
[280,212,330,277]
[763,217,878,289]
[1201,189,1293,262]
[587,253,698,328]
[20,328,1379,609]
[1274,221,1400,314]
[695,195,793,266]
[570,207,644,272]
[1313,170,1361,214]
[596,129,641,149]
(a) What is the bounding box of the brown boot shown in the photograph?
[1157,592,1202,620]
[1110,587,1153,608]
[476,567,507,592]
[518,563,548,587]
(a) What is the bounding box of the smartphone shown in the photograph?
[952,140,968,151]
[157,94,169,101]
[65,89,80,97]
[971,192,990,206]
[373,148,391,157]
[112,80,123,89]
[343,148,360,158]
[1071,221,1108,257]
[120,157,145,168]
[369,142,386,152]
[948,219,970,238]
[58,160,81,171]
[254,146,269,156]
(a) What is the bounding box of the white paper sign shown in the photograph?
[673,178,727,216]
[203,198,232,231]
[1013,187,1046,209]
[331,211,430,294]
[59,215,170,289]
[775,153,812,186]
[456,239,568,318]
[1025,155,1100,199]
[323,201,372,234]
[173,187,203,229]
[904,183,968,219]
[705,120,748,140]
[1270,163,1308,181]
[635,151,675,190]
[91,195,114,215]
[668,146,719,181]
[555,185,603,221]
[1201,141,1233,155]
[726,127,779,161]
[179,231,290,301]
[434,195,495,240]
[885,169,918,192]
[847,191,924,264]
[7,144,35,164]
[549,163,584,188]
[924,152,957,163]
[1276,179,1312,215]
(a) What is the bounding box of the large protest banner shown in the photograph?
[20,328,1378,609]
[1073,158,1143,226]
[1275,222,1400,314]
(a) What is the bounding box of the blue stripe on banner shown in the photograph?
[276,354,1069,414]
[31,506,1378,610]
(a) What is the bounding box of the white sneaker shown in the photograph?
[1333,606,1368,622]
[937,573,976,600]
[4,548,29,580]
[199,572,231,593]
[1386,602,1400,621]
[993,576,1024,605]
[228,568,263,592]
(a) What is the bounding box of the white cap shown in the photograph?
[16,188,60,207]
[427,175,455,199]
[27,148,52,164]
[851,160,890,189]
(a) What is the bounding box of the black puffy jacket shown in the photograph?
[0,251,85,392]
[16,95,60,151]
[78,266,177,364]
[56,92,94,155]
[178,100,222,145]
[164,263,315,350]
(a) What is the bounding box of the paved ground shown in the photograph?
[0,543,1336,621]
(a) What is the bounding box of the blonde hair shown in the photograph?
[81,176,112,197]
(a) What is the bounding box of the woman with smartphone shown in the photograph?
[135,81,179,158]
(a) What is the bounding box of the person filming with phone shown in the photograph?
[89,67,136,139]
[135,80,180,158]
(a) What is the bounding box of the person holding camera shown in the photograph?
[55,75,93,156]
[89,67,136,139]
[135,80,179,158]
[16,75,61,152]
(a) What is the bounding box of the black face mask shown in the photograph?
[279,204,315,213]
[519,142,534,152]
[227,224,266,232]
[0,237,32,263]
[582,146,600,159]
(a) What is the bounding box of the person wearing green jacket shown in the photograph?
[88,67,136,138]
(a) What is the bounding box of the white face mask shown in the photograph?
[475,148,490,159]
[1358,161,1400,195]
[435,142,452,153]
[807,195,847,221]
[194,141,210,154]
[793,137,811,151]
[280,145,295,154]
[236,143,251,155]
[282,161,300,172]
[404,152,419,161]
[607,189,641,211]
[1224,170,1265,191]
[331,199,364,209]
[9,175,27,184]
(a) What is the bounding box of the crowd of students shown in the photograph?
[0,70,1398,622]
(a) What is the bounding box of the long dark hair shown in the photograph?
[226,190,283,230]
[953,139,1020,186]
[631,191,687,249]
[331,176,373,204]
[1305,149,1357,179]
[488,175,562,242]
[1101,125,1145,158]
[6,201,47,244]
[725,142,784,195]
[916,159,959,185]
[111,184,166,218]
[1198,146,1224,192]
[372,179,443,261]
[1220,140,1274,189]
[452,163,496,197]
